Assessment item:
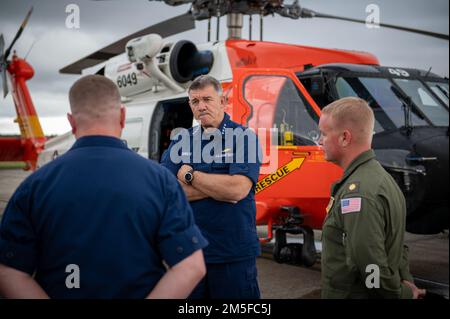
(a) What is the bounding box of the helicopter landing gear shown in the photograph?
[272,206,317,267]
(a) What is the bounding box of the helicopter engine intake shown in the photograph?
[105,34,214,97]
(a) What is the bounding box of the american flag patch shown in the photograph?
[341,198,362,214]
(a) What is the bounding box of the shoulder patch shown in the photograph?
[341,197,362,214]
[346,182,360,193]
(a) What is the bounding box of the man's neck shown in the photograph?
[75,128,121,139]
[339,147,371,171]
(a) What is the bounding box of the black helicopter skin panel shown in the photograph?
[412,129,449,197]
[299,63,446,81]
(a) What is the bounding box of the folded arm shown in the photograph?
[178,181,209,202]
[177,165,252,203]
[191,171,252,202]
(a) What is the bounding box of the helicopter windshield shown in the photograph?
[334,76,449,132]
[424,81,449,107]
[393,78,449,126]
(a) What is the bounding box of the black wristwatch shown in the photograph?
[184,169,195,185]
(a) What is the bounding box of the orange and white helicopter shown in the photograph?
[0,8,46,171]
[2,1,449,266]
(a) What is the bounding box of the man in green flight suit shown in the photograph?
[319,97,426,299]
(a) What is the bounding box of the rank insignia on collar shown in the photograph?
[347,182,360,193]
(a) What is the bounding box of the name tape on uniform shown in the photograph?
[255,158,305,194]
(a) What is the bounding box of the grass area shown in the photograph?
[0,162,28,170]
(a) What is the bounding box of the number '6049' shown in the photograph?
[117,73,138,88]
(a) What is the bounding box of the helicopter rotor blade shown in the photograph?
[3,7,34,61]
[0,33,5,62]
[0,34,9,98]
[1,68,8,99]
[300,8,449,41]
[60,12,195,74]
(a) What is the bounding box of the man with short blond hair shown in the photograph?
[0,75,207,299]
[320,96,374,144]
[319,97,425,299]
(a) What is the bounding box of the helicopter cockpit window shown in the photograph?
[335,77,428,131]
[393,79,449,126]
[243,75,320,146]
[426,81,449,107]
[335,77,358,98]
[335,77,384,133]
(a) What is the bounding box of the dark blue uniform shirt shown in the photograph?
[0,135,207,298]
[161,113,261,263]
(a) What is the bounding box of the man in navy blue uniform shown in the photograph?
[0,75,207,299]
[161,75,262,299]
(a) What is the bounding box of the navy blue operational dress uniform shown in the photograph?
[161,113,262,298]
[0,135,207,298]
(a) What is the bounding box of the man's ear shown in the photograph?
[220,95,227,109]
[119,105,126,129]
[67,113,76,135]
[341,129,352,147]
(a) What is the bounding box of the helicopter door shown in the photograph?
[232,68,342,230]
[233,68,322,146]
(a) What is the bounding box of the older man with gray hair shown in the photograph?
[319,97,425,299]
[161,75,262,299]
[0,75,207,299]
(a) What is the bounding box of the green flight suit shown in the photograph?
[321,149,414,299]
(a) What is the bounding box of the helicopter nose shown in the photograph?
[409,132,449,202]
[404,131,449,234]
[409,133,449,168]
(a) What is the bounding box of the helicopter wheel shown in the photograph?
[273,228,287,264]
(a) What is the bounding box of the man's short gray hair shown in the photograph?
[188,75,222,96]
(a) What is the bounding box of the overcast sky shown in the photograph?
[0,0,448,135]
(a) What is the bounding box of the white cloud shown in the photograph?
[0,89,70,118]
[25,27,117,73]
[0,116,70,136]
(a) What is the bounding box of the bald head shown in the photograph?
[68,75,125,138]
[321,97,374,145]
